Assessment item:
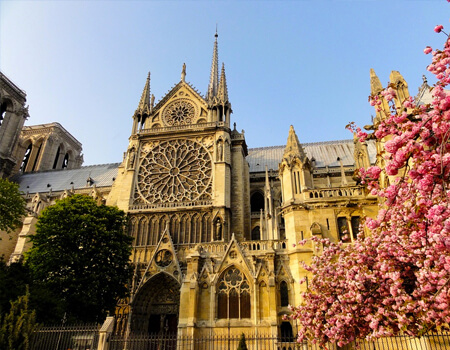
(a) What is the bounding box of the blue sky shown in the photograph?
[1,1,449,165]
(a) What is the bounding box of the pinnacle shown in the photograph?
[283,125,306,160]
[370,68,383,95]
[136,72,151,115]
[217,63,228,102]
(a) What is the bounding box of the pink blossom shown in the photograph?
[435,25,444,33]
[424,46,433,54]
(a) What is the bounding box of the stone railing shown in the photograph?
[131,239,288,263]
[129,200,212,211]
[304,186,365,200]
[139,121,226,135]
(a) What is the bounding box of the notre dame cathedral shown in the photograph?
[0,34,432,339]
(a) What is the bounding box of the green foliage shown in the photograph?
[0,258,30,317]
[0,178,25,233]
[237,333,248,350]
[0,286,37,350]
[26,194,133,323]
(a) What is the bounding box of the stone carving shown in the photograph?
[155,249,173,267]
[137,139,212,204]
[127,148,136,169]
[215,219,222,240]
[218,268,249,293]
[162,99,196,126]
[217,140,223,161]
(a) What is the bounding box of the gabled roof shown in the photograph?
[152,80,206,113]
[247,139,377,173]
[12,163,120,194]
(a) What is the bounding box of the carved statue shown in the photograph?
[128,148,136,169]
[181,63,186,82]
[215,220,222,240]
[217,141,223,161]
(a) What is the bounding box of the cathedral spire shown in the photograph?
[206,31,219,101]
[217,63,228,102]
[283,125,306,161]
[136,72,151,114]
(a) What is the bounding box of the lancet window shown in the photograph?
[280,281,289,307]
[217,267,251,319]
[338,215,361,243]
[128,212,212,246]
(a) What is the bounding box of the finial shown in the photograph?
[422,74,428,84]
[181,63,186,82]
[215,24,218,38]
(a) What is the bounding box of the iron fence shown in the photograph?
[108,333,324,350]
[28,325,450,350]
[30,323,100,350]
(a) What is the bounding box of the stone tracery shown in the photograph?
[136,139,212,204]
[162,99,197,126]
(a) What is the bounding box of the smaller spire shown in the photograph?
[217,63,228,102]
[137,72,151,114]
[283,125,306,160]
[370,68,383,95]
[181,63,186,82]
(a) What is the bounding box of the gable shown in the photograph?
[145,83,209,130]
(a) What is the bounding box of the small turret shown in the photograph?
[389,70,410,110]
[370,68,390,125]
[279,126,312,205]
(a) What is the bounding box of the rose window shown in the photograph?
[163,99,196,126]
[137,139,212,204]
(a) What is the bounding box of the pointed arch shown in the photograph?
[280,280,289,307]
[131,272,180,334]
[216,266,251,319]
[202,212,212,242]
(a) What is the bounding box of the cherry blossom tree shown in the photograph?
[290,22,450,348]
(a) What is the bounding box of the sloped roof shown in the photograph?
[247,139,377,173]
[12,163,120,194]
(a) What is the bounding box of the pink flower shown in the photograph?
[424,46,433,54]
[434,25,444,33]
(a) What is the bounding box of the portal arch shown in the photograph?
[130,272,180,334]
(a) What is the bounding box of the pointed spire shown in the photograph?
[206,31,219,101]
[370,68,383,95]
[283,125,306,160]
[217,63,228,102]
[137,72,151,114]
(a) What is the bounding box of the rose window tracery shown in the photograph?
[162,99,196,126]
[137,139,212,204]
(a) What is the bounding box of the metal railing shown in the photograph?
[30,323,100,350]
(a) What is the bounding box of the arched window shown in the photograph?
[280,322,294,342]
[251,226,261,241]
[53,146,61,169]
[250,192,264,213]
[62,153,69,169]
[20,144,32,172]
[280,281,289,307]
[0,102,6,128]
[217,267,251,319]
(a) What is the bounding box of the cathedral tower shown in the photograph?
[0,73,29,178]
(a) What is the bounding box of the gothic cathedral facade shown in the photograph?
[2,33,429,338]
